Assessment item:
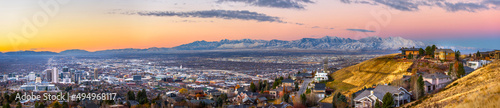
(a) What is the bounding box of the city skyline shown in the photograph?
[0,0,499,52]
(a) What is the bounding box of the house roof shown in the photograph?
[282,79,294,83]
[422,72,450,79]
[354,85,410,101]
[400,48,420,51]
[314,83,326,91]
[435,49,454,53]
[424,81,432,86]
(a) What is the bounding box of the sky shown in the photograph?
[0,0,499,52]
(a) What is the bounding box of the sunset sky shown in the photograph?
[0,0,499,52]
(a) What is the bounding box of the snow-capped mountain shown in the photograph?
[173,36,427,50]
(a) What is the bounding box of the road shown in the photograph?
[298,78,312,95]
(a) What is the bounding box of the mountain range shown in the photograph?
[174,36,426,50]
[2,36,428,55]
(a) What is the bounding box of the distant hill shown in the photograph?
[408,61,500,108]
[174,36,426,50]
[322,54,413,103]
[59,49,91,55]
[4,51,58,55]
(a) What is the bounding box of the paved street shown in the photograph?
[298,78,312,95]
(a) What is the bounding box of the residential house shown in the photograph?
[269,87,292,99]
[313,83,326,99]
[281,79,294,87]
[292,73,313,80]
[434,49,455,61]
[400,48,420,58]
[354,85,412,108]
[422,73,451,93]
[467,60,492,70]
[314,72,329,82]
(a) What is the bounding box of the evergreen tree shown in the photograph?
[282,94,290,103]
[425,46,432,56]
[418,48,425,56]
[127,91,135,100]
[457,63,466,78]
[476,51,481,58]
[250,82,256,92]
[374,99,381,108]
[455,50,461,61]
[382,92,394,108]
[62,101,69,108]
[294,82,299,91]
[417,75,425,99]
[408,53,413,59]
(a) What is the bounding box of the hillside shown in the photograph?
[322,54,413,102]
[409,61,500,108]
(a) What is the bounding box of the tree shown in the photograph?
[425,46,432,56]
[408,53,413,59]
[332,92,348,108]
[382,92,394,108]
[250,82,256,92]
[457,63,466,78]
[294,82,299,91]
[300,94,307,105]
[418,48,425,56]
[476,50,481,58]
[62,101,69,108]
[3,104,11,108]
[282,93,290,103]
[127,91,136,100]
[431,45,437,52]
[51,101,62,108]
[416,75,425,99]
[374,99,382,108]
[179,88,188,95]
[455,50,461,61]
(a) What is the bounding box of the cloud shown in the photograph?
[339,0,496,12]
[373,0,420,11]
[120,10,285,23]
[311,26,320,28]
[439,2,489,12]
[346,29,375,32]
[217,0,314,9]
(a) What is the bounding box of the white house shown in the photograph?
[314,72,328,82]
[422,73,451,93]
[354,85,412,108]
[467,60,492,70]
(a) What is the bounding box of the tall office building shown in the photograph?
[28,72,36,81]
[52,67,59,83]
[94,68,98,81]
[46,69,53,82]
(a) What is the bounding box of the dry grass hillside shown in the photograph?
[322,54,413,103]
[409,61,500,108]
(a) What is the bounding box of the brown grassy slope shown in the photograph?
[322,54,413,103]
[411,61,500,108]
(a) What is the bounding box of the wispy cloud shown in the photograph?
[217,0,314,9]
[339,0,496,12]
[118,10,286,23]
[346,29,375,32]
